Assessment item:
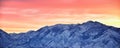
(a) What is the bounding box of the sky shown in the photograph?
[0,0,120,33]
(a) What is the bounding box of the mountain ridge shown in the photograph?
[0,21,120,34]
[0,21,120,48]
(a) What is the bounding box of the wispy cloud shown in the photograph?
[0,0,35,2]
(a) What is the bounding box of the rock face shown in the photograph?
[0,21,120,48]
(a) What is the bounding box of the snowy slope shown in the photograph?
[0,21,120,48]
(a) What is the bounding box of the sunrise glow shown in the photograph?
[0,0,120,33]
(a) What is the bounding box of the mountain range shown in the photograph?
[0,21,120,48]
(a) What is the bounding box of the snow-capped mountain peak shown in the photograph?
[0,21,120,48]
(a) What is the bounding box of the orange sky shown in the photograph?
[0,0,120,33]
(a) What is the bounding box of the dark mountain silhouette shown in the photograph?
[0,21,120,48]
